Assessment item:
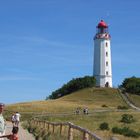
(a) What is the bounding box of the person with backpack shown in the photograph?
[11,113,16,126]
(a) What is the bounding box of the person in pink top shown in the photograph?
[0,126,19,140]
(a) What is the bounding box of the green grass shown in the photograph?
[5,87,140,140]
[5,88,128,113]
[29,111,140,140]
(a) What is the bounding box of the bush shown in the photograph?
[121,76,140,95]
[121,114,135,123]
[102,104,108,107]
[117,105,128,110]
[99,122,109,130]
[112,127,140,138]
[48,76,96,99]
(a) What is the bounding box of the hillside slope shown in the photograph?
[5,88,128,113]
[5,88,140,140]
[59,88,127,108]
[126,93,140,108]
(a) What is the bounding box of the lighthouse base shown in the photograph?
[95,75,112,88]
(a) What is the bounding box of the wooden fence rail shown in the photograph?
[31,119,102,140]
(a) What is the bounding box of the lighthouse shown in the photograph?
[94,20,112,87]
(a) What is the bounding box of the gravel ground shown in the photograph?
[5,122,35,140]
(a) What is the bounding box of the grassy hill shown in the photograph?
[5,87,140,140]
[5,88,128,113]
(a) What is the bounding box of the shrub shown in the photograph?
[112,127,140,138]
[99,122,109,130]
[102,104,108,107]
[121,114,135,123]
[121,76,140,95]
[117,105,128,110]
[48,76,96,99]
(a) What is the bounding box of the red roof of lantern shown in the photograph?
[97,20,108,28]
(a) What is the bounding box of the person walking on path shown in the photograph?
[0,103,6,140]
[83,107,89,115]
[14,112,21,127]
[11,113,16,126]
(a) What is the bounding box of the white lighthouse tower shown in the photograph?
[94,20,112,87]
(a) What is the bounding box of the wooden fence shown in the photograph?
[31,119,102,140]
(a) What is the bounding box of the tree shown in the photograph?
[47,76,96,99]
[121,76,140,95]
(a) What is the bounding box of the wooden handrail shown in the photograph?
[31,119,102,140]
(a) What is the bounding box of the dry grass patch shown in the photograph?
[6,88,128,113]
[5,87,140,140]
[38,111,140,140]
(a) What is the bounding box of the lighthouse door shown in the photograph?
[105,82,109,87]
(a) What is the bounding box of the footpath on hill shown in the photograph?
[118,89,140,111]
[5,122,35,140]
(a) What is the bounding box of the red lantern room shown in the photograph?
[97,20,108,34]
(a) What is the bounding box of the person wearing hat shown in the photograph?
[0,103,6,140]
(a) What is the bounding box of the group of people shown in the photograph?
[75,107,89,115]
[0,103,20,140]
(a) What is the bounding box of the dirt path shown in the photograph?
[118,89,140,111]
[5,122,35,140]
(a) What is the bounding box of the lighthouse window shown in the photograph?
[106,42,108,47]
[106,52,108,56]
[106,71,108,75]
[106,61,108,66]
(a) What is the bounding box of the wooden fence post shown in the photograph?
[34,120,36,124]
[68,126,73,140]
[60,124,63,135]
[40,121,43,128]
[48,123,50,131]
[43,121,46,128]
[83,132,89,140]
[37,121,39,126]
[52,124,55,133]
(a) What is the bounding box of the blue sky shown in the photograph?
[0,0,140,104]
